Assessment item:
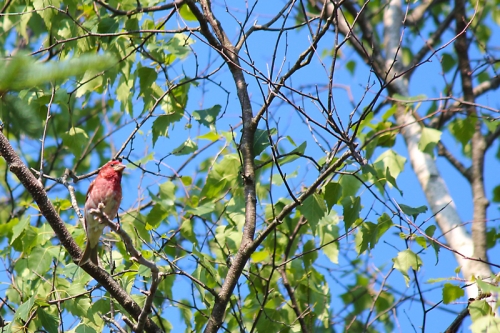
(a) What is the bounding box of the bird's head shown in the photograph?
[99,160,126,178]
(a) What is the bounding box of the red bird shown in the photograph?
[79,160,126,266]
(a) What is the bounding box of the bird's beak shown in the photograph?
[114,164,126,173]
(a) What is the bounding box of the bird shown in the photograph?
[79,160,126,266]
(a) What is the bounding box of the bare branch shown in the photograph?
[94,0,184,16]
[89,204,160,333]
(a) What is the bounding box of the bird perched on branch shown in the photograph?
[79,160,126,266]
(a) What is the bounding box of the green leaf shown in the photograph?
[61,127,89,159]
[178,299,193,330]
[0,218,18,243]
[441,53,456,73]
[172,138,198,155]
[346,60,356,75]
[253,128,276,156]
[126,153,154,170]
[0,95,43,137]
[186,201,215,218]
[392,249,422,286]
[373,149,406,183]
[193,105,221,131]
[225,195,245,228]
[492,185,500,203]
[425,225,436,237]
[280,141,307,166]
[15,295,35,322]
[385,166,402,195]
[270,170,298,186]
[392,94,427,104]
[339,174,361,199]
[318,214,339,264]
[180,219,197,245]
[97,17,118,33]
[194,310,209,332]
[355,213,392,255]
[398,203,428,220]
[201,155,240,200]
[116,76,134,114]
[179,4,198,21]
[197,131,221,142]
[342,196,361,233]
[340,275,372,314]
[165,33,195,61]
[251,250,270,263]
[300,193,327,235]
[418,127,442,156]
[302,239,318,267]
[161,81,190,118]
[0,53,115,91]
[442,283,464,304]
[146,204,169,230]
[402,47,411,66]
[193,249,220,289]
[38,307,59,333]
[377,121,398,148]
[469,300,493,322]
[75,323,98,333]
[137,66,157,97]
[65,293,91,317]
[27,246,57,276]
[324,182,342,210]
[10,216,30,245]
[449,117,475,150]
[415,236,427,248]
[152,115,171,146]
[367,149,406,195]
[470,316,500,333]
[424,224,440,262]
[476,279,500,294]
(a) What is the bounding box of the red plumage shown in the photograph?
[79,160,125,266]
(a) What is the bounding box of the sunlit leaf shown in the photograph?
[418,127,442,156]
[442,283,464,304]
[61,127,89,159]
[393,249,422,286]
[193,105,221,131]
[172,138,198,155]
[300,193,327,235]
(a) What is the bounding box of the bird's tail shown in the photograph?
[79,243,99,266]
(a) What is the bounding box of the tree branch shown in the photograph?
[94,0,184,16]
[0,128,163,333]
[454,0,489,266]
[89,204,160,333]
[186,1,257,332]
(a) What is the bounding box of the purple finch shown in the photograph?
[79,160,126,266]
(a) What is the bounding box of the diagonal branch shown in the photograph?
[89,204,160,333]
[94,0,184,16]
[0,127,163,333]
